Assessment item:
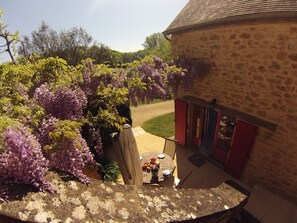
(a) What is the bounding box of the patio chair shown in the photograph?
[176,170,194,188]
[163,137,178,160]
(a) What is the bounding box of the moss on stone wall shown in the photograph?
[0,172,247,223]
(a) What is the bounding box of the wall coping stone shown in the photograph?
[0,172,248,223]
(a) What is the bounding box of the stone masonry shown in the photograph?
[0,172,247,223]
[171,21,297,202]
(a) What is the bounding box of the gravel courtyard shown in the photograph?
[130,100,174,127]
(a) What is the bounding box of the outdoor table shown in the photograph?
[140,151,175,184]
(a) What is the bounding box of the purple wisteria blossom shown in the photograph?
[37,116,59,148]
[91,129,104,158]
[38,118,95,185]
[34,84,87,120]
[0,126,52,192]
[43,136,95,185]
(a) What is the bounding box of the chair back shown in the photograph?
[163,138,177,159]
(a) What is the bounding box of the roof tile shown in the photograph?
[165,0,297,34]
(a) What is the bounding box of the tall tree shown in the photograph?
[85,42,112,65]
[19,22,59,58]
[142,32,172,62]
[18,22,93,65]
[59,27,93,65]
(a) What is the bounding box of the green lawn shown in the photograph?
[142,112,175,138]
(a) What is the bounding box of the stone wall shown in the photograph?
[171,21,297,202]
[0,172,248,223]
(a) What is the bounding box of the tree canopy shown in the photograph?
[143,32,172,62]
[19,22,94,66]
[17,22,172,66]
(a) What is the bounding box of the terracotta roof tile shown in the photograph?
[165,0,297,34]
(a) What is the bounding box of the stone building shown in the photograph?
[164,0,297,202]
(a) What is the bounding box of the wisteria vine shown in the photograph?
[0,123,52,192]
[0,55,197,200]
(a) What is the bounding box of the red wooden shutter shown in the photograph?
[225,120,258,179]
[175,99,187,146]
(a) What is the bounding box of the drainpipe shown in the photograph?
[163,32,172,42]
[163,32,174,63]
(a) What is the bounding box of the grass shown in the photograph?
[142,112,175,138]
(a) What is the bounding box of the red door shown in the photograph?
[191,105,204,147]
[175,99,187,146]
[225,120,258,179]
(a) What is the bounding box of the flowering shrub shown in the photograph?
[38,118,95,185]
[125,56,167,106]
[34,84,87,120]
[0,119,52,192]
[166,55,212,94]
[165,65,187,94]
[0,55,195,199]
[44,137,94,185]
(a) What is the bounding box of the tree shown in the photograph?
[59,27,93,65]
[121,50,148,64]
[19,22,59,59]
[19,22,93,65]
[0,9,19,63]
[85,42,112,65]
[142,32,172,62]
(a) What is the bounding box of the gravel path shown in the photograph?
[131,100,174,127]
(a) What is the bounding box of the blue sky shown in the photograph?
[0,0,188,62]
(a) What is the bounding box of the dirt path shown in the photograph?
[131,100,174,127]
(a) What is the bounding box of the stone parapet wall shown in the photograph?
[0,172,247,223]
[171,21,297,202]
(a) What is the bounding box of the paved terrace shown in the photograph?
[131,100,297,222]
[132,126,297,223]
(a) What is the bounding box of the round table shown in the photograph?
[140,151,175,184]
